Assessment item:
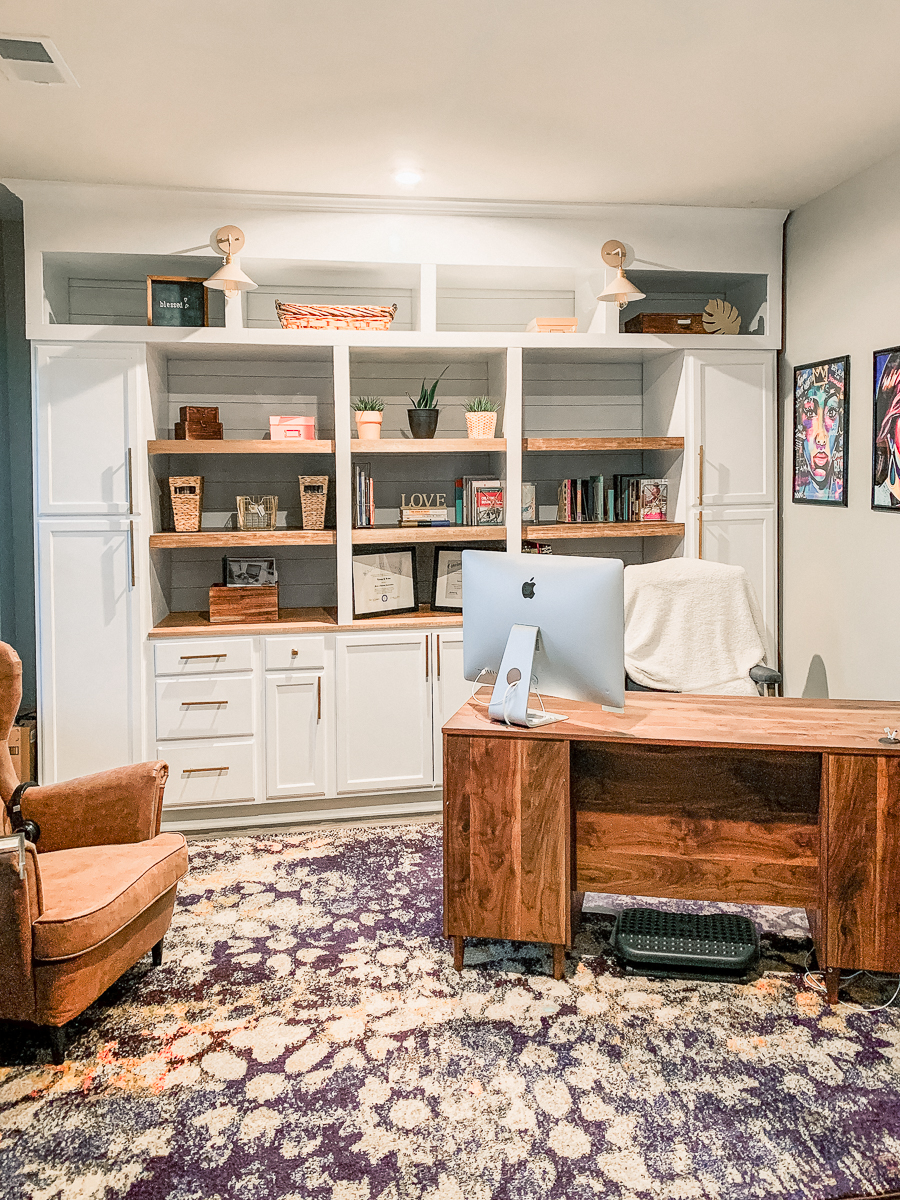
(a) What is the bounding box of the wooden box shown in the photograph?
[179,405,219,424]
[9,719,37,783]
[174,421,224,440]
[623,312,707,334]
[209,584,279,624]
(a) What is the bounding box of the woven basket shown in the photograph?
[298,476,328,530]
[465,411,498,439]
[169,476,203,532]
[275,302,397,331]
[237,495,278,531]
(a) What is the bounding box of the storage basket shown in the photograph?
[298,476,329,530]
[237,495,278,531]
[168,476,203,532]
[275,302,397,331]
[465,411,498,439]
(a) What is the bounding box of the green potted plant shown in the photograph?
[352,396,384,440]
[407,366,449,438]
[464,396,499,439]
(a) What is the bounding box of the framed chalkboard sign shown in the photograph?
[146,276,209,327]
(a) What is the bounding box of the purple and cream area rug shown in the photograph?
[2,822,900,1200]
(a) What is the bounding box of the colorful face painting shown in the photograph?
[873,347,900,512]
[792,357,849,506]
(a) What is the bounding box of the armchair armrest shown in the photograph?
[22,762,169,854]
[0,833,41,1021]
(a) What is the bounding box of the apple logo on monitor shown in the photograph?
[522,578,535,599]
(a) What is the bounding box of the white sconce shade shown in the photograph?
[597,239,645,310]
[204,225,258,299]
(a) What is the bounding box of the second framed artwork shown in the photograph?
[873,346,900,512]
[792,356,850,506]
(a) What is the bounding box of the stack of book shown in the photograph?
[455,477,505,526]
[353,462,374,528]
[399,506,452,528]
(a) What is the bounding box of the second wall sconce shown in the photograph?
[204,225,258,298]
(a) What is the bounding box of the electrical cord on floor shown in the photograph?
[803,950,900,1012]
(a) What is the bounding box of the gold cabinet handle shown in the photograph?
[181,700,228,707]
[182,766,230,775]
[436,634,441,680]
[317,675,322,722]
[180,653,227,661]
[291,648,299,657]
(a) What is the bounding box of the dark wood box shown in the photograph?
[623,312,707,334]
[179,405,220,424]
[175,421,224,440]
[208,584,279,624]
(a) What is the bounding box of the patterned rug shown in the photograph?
[2,822,900,1200]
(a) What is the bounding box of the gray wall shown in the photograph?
[0,183,35,708]
[782,150,900,701]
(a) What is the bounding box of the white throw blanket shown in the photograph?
[624,558,768,696]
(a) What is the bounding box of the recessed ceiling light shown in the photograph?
[394,170,423,187]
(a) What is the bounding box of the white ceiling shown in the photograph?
[0,0,899,210]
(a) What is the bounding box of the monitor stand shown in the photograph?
[487,624,567,729]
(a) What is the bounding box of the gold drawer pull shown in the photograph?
[180,653,227,660]
[181,700,228,707]
[291,648,299,657]
[182,766,230,775]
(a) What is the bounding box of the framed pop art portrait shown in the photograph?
[873,346,900,512]
[792,356,850,507]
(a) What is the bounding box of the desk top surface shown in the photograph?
[444,692,900,755]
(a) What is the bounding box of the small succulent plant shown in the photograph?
[464,396,498,412]
[351,396,384,411]
[408,365,449,410]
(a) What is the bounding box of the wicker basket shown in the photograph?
[237,495,278,531]
[169,476,203,532]
[298,476,328,530]
[465,411,498,439]
[275,302,397,331]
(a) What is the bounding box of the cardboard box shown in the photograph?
[8,719,37,784]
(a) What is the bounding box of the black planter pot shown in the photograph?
[407,408,439,439]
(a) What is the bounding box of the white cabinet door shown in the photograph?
[335,632,432,794]
[431,630,469,786]
[690,352,776,507]
[700,506,777,661]
[35,343,140,516]
[265,672,327,800]
[37,520,140,782]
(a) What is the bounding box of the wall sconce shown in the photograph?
[204,226,258,298]
[596,240,645,310]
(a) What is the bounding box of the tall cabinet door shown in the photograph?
[265,672,327,799]
[699,507,777,657]
[37,521,140,781]
[431,630,469,786]
[335,632,433,794]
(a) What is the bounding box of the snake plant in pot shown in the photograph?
[407,366,449,438]
[464,396,498,439]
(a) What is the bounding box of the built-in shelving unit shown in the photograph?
[525,522,685,540]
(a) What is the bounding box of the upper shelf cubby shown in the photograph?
[619,271,768,337]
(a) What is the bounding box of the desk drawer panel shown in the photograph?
[155,638,253,676]
[159,740,256,806]
[156,676,254,740]
[265,635,326,671]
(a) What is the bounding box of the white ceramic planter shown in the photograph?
[465,411,497,438]
[355,411,383,440]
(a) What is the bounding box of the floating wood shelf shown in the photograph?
[352,525,505,544]
[350,438,505,453]
[149,439,335,455]
[524,522,685,539]
[148,605,461,638]
[149,530,336,548]
[523,437,684,452]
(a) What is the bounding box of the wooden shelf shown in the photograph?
[148,439,335,455]
[350,438,505,453]
[523,437,684,452]
[148,605,461,638]
[352,525,505,544]
[149,530,336,548]
[525,522,685,540]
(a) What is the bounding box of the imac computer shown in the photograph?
[462,549,625,728]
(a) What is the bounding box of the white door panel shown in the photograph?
[335,633,432,794]
[265,672,326,799]
[692,353,775,507]
[700,506,777,661]
[432,630,468,785]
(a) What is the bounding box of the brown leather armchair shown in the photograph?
[0,642,188,1064]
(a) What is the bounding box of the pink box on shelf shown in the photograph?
[269,416,317,440]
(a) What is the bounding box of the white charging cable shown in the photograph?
[803,950,899,1011]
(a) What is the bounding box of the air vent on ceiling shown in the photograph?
[0,36,77,86]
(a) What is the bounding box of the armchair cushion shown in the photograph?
[32,833,188,961]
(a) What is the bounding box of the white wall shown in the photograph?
[782,149,900,700]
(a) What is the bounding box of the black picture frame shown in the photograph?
[431,546,466,613]
[792,356,850,507]
[872,345,900,513]
[147,276,209,328]
[351,546,419,619]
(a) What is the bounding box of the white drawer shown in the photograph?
[159,740,256,806]
[154,638,253,677]
[264,635,326,671]
[156,676,254,740]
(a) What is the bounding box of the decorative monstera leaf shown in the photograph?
[703,298,741,335]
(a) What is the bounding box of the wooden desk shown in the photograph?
[442,693,900,1001]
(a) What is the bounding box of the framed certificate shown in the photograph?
[351,548,418,618]
[432,546,465,612]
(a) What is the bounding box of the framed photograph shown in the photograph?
[873,346,900,512]
[432,547,465,612]
[147,276,209,327]
[351,547,418,619]
[792,356,849,506]
[223,557,277,587]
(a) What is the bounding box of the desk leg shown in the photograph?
[553,944,566,981]
[452,935,465,973]
[825,966,840,1005]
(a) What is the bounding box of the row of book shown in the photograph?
[455,477,505,526]
[352,462,375,528]
[553,475,668,524]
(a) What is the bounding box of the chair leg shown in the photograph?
[151,937,164,967]
[47,1025,66,1066]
